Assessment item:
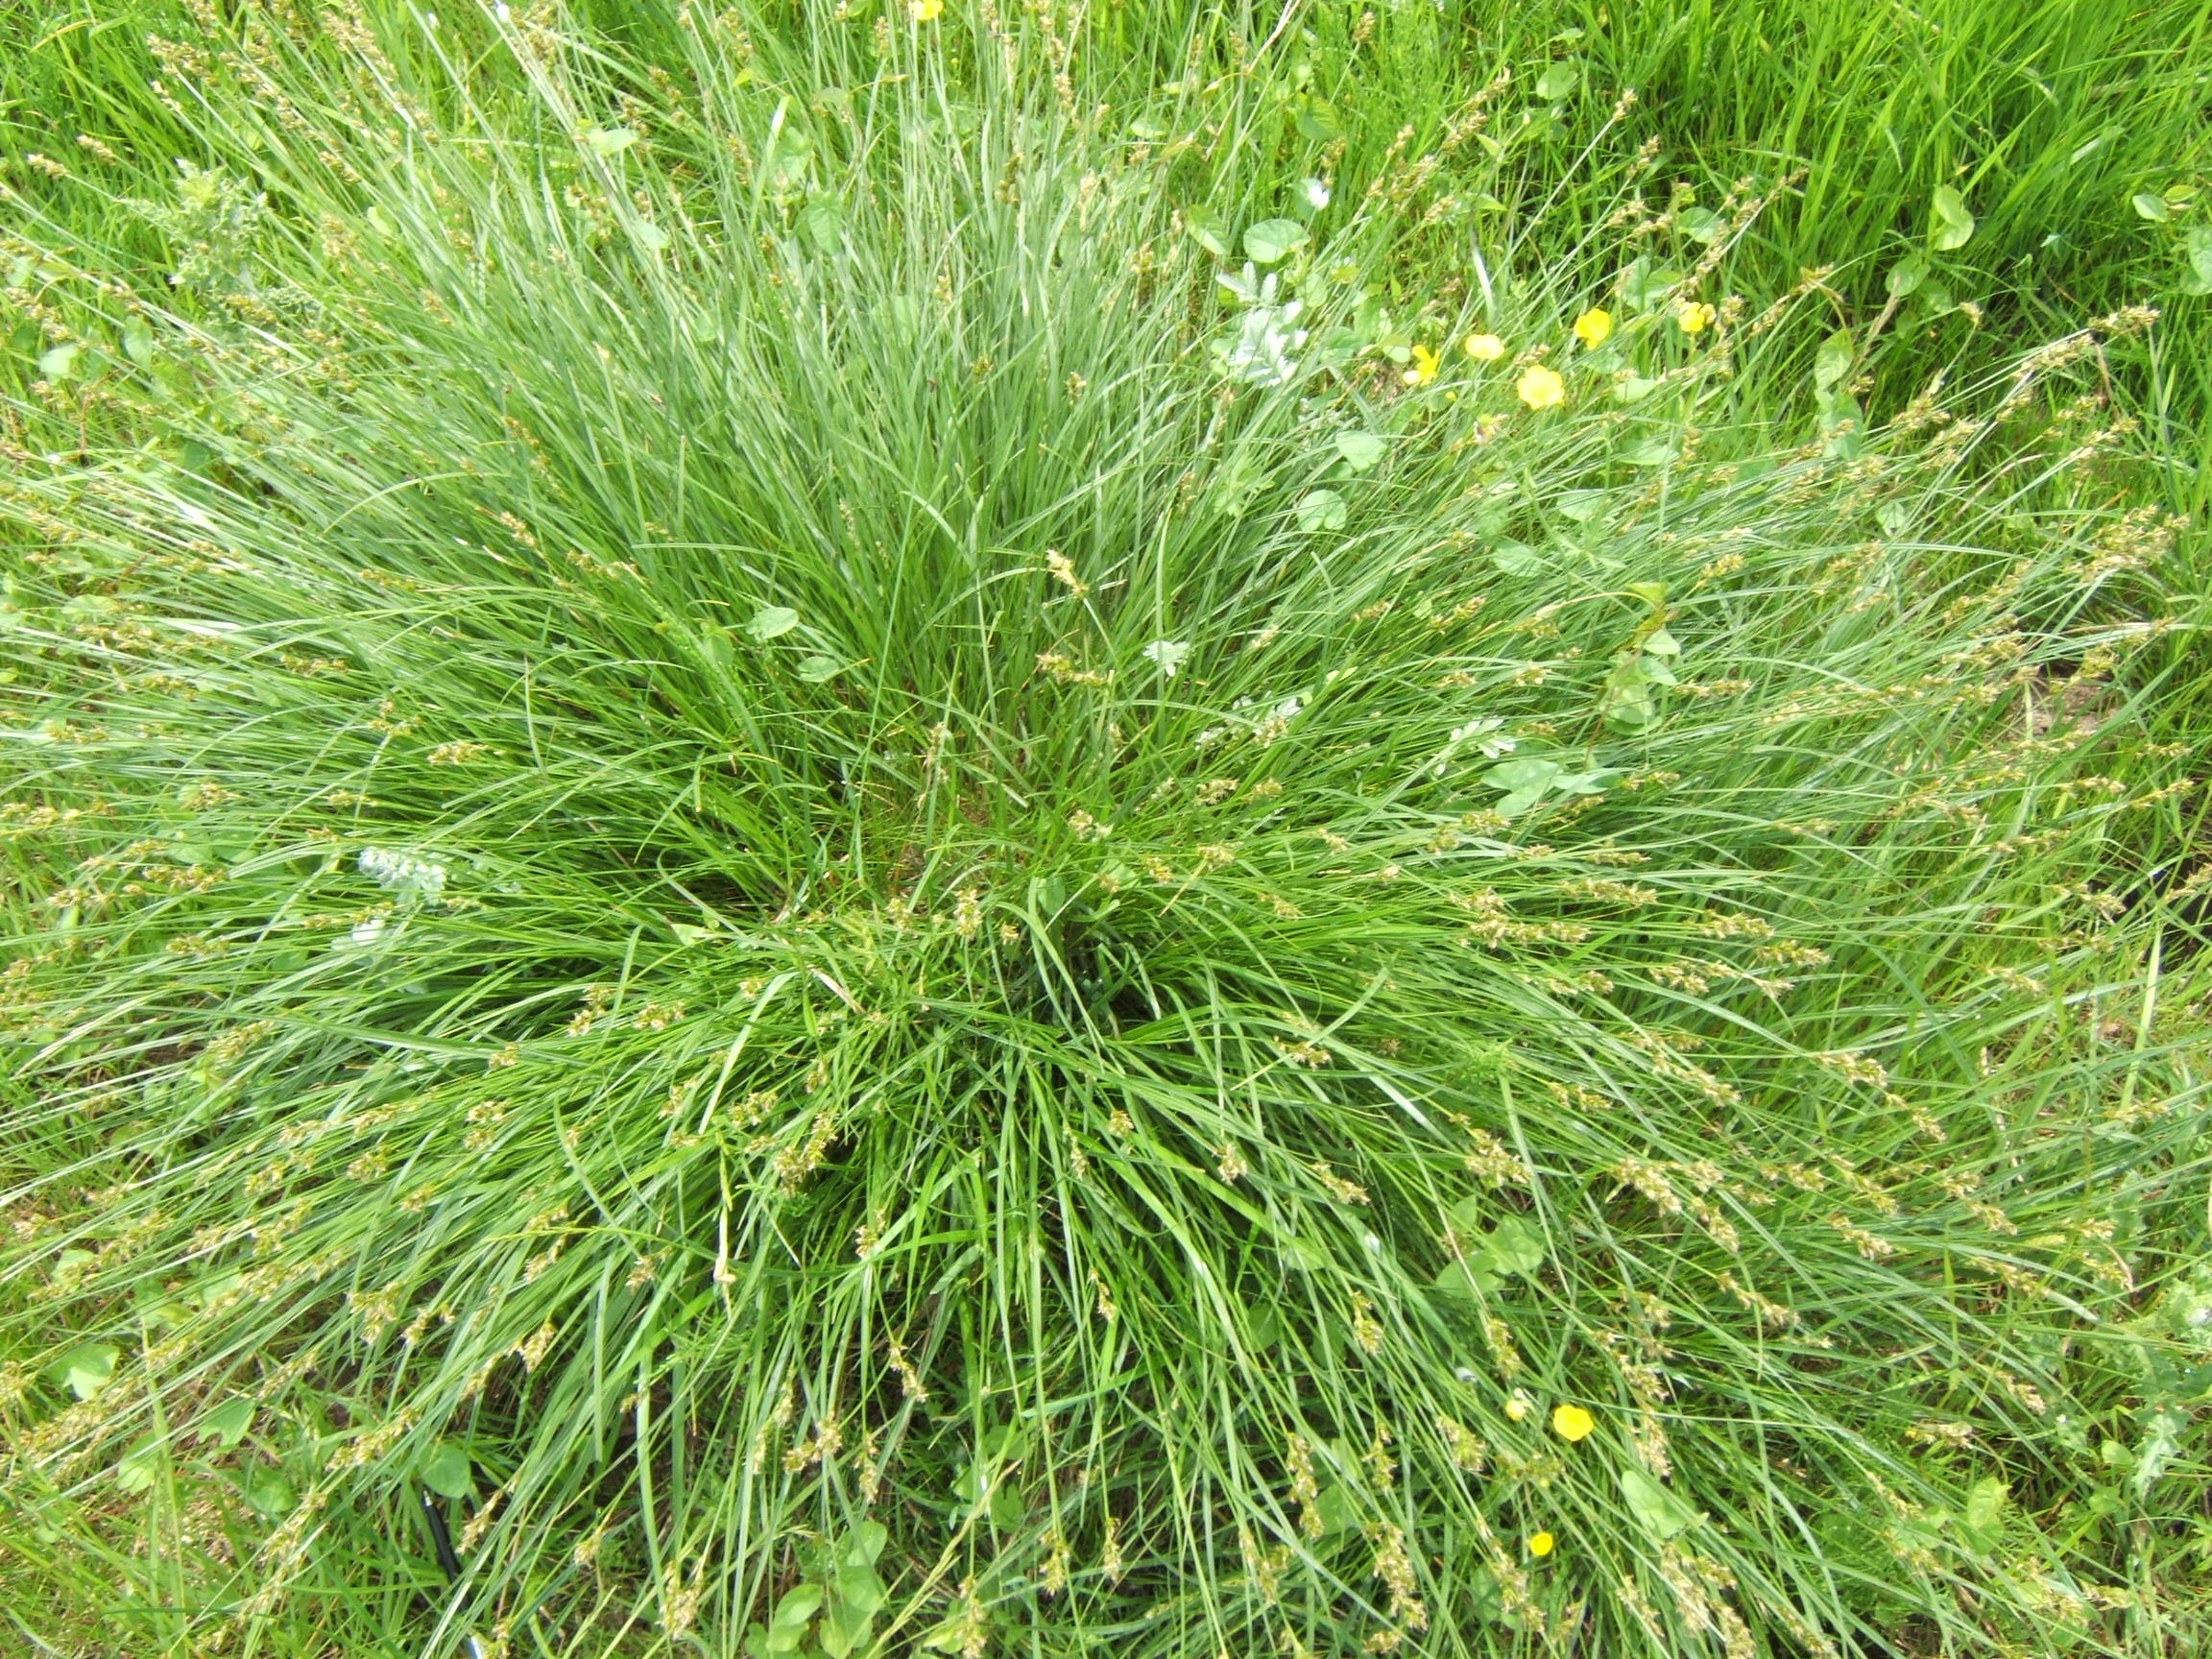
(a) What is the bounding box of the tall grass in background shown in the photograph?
[12,0,2212,445]
[0,4,2206,1657]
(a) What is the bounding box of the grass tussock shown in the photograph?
[0,5,2208,1657]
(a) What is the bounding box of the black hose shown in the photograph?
[419,1486,464,1582]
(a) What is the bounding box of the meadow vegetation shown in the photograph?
[1,3,2208,1656]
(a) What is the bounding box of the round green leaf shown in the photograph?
[820,1598,877,1659]
[1534,61,1579,100]
[920,1618,972,1652]
[1183,206,1231,259]
[420,1439,474,1500]
[802,199,844,253]
[1279,1237,1328,1271]
[199,1396,255,1449]
[244,1469,296,1519]
[1618,260,1683,309]
[1479,1215,1548,1277]
[1813,330,1854,392]
[767,1584,824,1651]
[1334,431,1387,472]
[116,1437,164,1495]
[2183,226,2212,293]
[745,605,800,641]
[2132,191,2171,223]
[1620,1465,1700,1538]
[54,1341,116,1401]
[1293,100,1344,143]
[1481,757,1561,795]
[1676,206,1722,244]
[1312,1481,1360,1536]
[1930,185,1975,252]
[1243,218,1308,266]
[1430,1256,1500,1299]
[1294,489,1346,533]
[842,1520,889,1568]
[1959,1476,2008,1550]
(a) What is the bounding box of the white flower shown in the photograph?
[1451,717,1516,759]
[1302,178,1331,211]
[1142,639,1191,679]
[349,917,388,947]
[358,846,448,902]
[1212,264,1309,387]
[1432,717,1513,778]
[1195,692,1301,751]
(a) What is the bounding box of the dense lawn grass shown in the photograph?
[1,5,2207,1657]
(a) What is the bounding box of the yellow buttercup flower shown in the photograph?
[1572,307,1613,349]
[1462,332,1506,361]
[908,0,943,19]
[1504,1388,1533,1421]
[1515,365,1565,410]
[1402,345,1440,386]
[1677,301,1717,335]
[1551,1404,1596,1442]
[1528,1531,1555,1558]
